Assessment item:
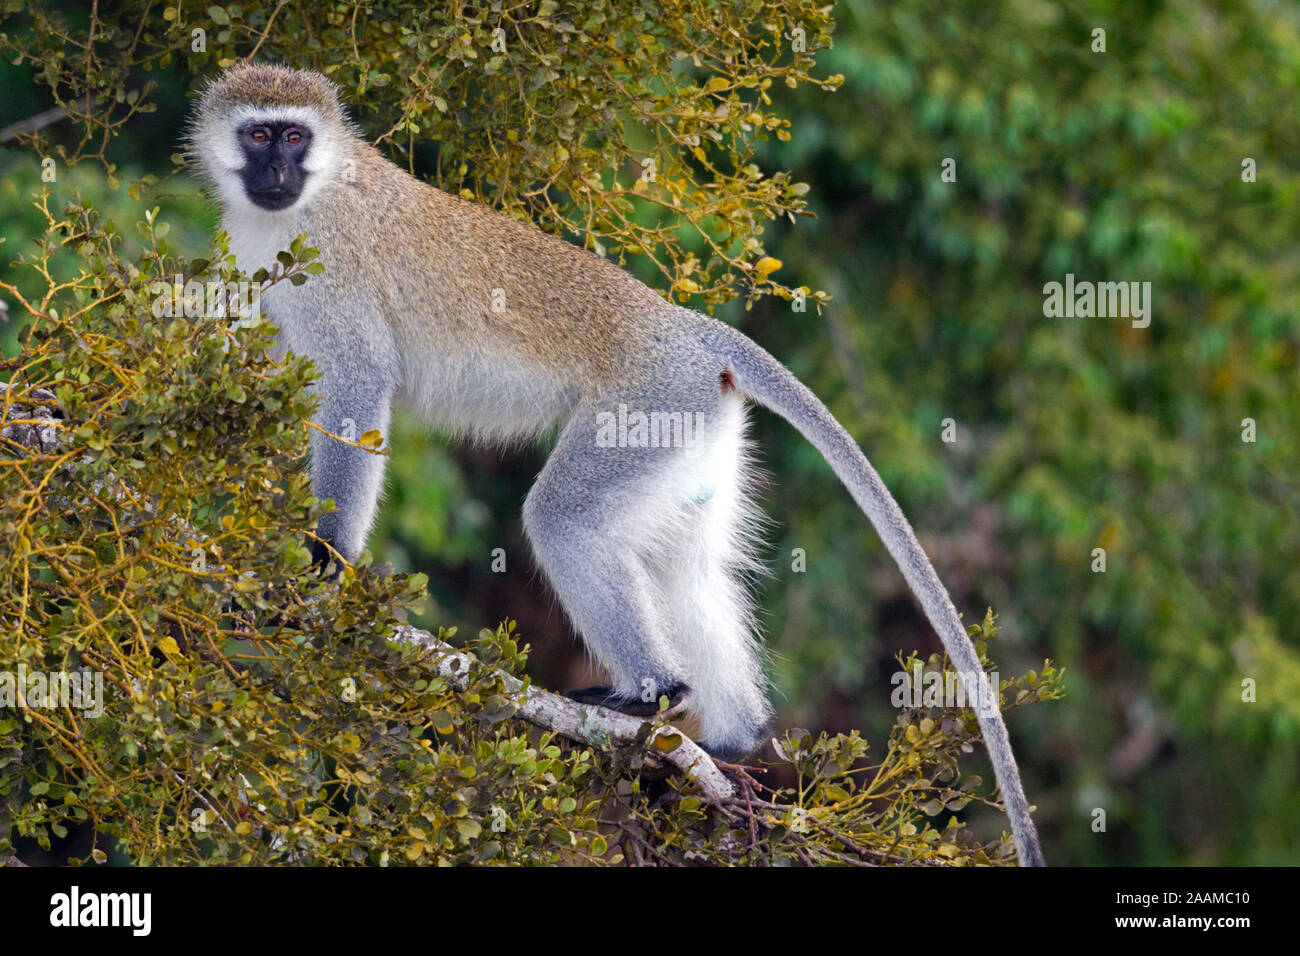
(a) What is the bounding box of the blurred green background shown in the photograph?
[3,0,1298,864]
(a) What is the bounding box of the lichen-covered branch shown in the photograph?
[393,624,735,800]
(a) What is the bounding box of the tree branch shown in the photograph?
[0,106,70,143]
[393,624,735,800]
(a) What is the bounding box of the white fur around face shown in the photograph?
[194,105,341,221]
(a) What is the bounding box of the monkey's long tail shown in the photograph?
[704,318,1045,867]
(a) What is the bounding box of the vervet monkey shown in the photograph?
[188,63,1043,866]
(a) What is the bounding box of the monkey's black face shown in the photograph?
[238,121,312,210]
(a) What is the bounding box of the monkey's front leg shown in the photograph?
[307,370,396,573]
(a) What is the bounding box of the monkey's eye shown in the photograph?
[249,127,270,144]
[285,128,303,145]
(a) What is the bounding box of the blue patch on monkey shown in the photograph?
[685,481,715,505]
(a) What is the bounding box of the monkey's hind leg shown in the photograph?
[522,413,692,714]
[653,394,773,762]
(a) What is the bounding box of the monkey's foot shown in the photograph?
[564,683,688,717]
